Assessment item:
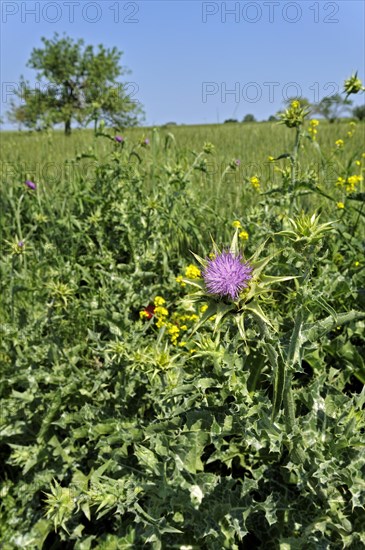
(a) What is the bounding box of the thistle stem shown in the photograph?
[289,126,302,215]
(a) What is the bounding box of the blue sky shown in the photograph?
[1,0,364,127]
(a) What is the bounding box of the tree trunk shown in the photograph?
[65,118,71,135]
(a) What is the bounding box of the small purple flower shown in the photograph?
[25,180,36,190]
[18,240,24,248]
[235,159,241,166]
[144,138,149,145]
[202,251,252,300]
[115,135,124,143]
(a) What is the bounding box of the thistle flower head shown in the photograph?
[25,180,36,190]
[344,72,363,95]
[202,251,252,300]
[115,135,123,143]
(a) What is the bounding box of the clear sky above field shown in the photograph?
[1,0,364,127]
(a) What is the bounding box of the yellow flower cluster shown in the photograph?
[250,175,260,190]
[337,174,363,193]
[154,296,165,306]
[335,139,344,148]
[175,275,185,287]
[155,308,169,328]
[308,119,319,141]
[163,311,199,345]
[346,175,363,193]
[140,293,202,345]
[185,264,201,279]
[176,264,201,286]
[239,230,249,240]
[347,121,356,138]
[232,220,249,240]
[337,202,345,209]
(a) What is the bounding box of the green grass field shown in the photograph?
[1,119,364,219]
[1,118,364,549]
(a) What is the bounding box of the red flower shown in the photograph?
[143,304,155,319]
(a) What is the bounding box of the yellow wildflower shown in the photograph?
[168,325,179,336]
[268,156,274,162]
[355,160,361,166]
[200,304,208,313]
[308,119,319,140]
[155,306,168,318]
[181,313,198,322]
[154,296,166,306]
[232,220,241,228]
[346,175,362,193]
[250,175,260,190]
[335,139,344,148]
[167,324,180,344]
[139,310,150,320]
[336,202,345,209]
[185,264,201,279]
[176,275,186,287]
[239,230,249,240]
[156,318,167,329]
[291,100,300,109]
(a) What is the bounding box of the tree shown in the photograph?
[312,93,352,123]
[352,104,365,121]
[242,114,256,123]
[8,33,143,134]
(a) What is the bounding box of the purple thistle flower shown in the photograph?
[115,135,123,143]
[18,241,24,247]
[25,180,36,190]
[202,251,252,300]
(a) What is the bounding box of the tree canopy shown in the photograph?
[311,93,353,123]
[8,33,143,134]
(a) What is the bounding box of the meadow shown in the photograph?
[1,114,364,549]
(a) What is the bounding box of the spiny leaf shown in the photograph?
[229,228,240,256]
[245,301,274,329]
[268,342,285,421]
[286,309,304,368]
